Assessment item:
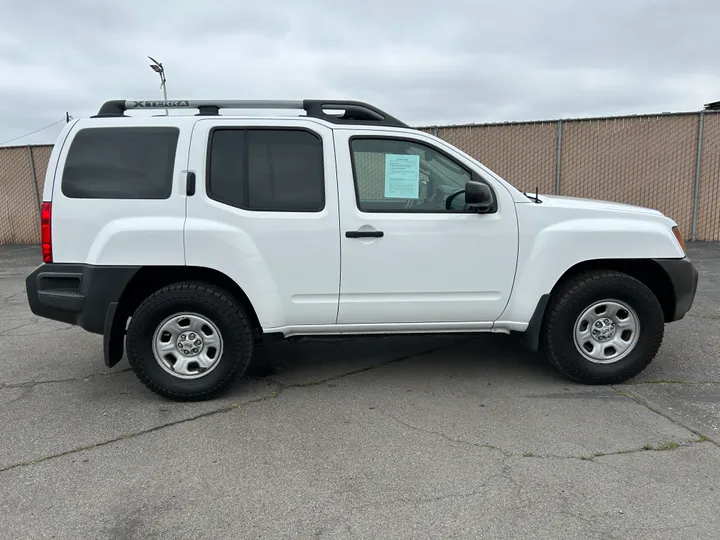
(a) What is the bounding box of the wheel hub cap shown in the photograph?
[176,332,204,356]
[592,318,616,341]
[573,300,640,364]
[151,313,224,379]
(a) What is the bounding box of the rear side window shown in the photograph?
[208,128,325,212]
[61,127,179,199]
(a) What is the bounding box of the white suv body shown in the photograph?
[26,100,698,400]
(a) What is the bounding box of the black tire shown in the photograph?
[541,270,664,384]
[126,282,253,401]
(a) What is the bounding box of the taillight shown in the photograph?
[41,202,52,263]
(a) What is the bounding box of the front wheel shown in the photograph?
[126,282,254,401]
[541,270,665,384]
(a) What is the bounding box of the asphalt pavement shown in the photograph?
[1,243,719,539]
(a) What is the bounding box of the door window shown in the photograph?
[208,128,325,212]
[350,137,473,212]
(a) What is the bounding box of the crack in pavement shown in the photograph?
[2,334,717,475]
[349,488,488,511]
[347,452,528,514]
[343,438,710,535]
[0,325,75,337]
[0,368,133,390]
[623,379,720,385]
[377,409,709,463]
[0,338,469,474]
[0,320,41,336]
[688,313,720,321]
[612,386,720,447]
[377,410,511,456]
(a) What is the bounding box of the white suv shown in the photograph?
[25,99,698,400]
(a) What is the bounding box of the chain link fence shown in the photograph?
[559,114,699,236]
[425,110,720,241]
[2,111,719,244]
[697,113,720,240]
[0,145,53,245]
[431,121,559,196]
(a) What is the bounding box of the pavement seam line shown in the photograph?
[612,385,720,447]
[0,338,469,474]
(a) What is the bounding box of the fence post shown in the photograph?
[433,126,439,137]
[26,145,41,214]
[555,120,563,195]
[691,111,705,241]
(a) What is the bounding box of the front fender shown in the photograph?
[498,214,684,328]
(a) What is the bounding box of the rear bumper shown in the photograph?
[25,263,139,335]
[653,256,699,322]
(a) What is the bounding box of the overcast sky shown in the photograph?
[1,0,718,146]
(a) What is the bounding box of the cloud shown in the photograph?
[1,0,718,145]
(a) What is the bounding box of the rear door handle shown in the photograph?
[186,172,196,196]
[345,230,384,239]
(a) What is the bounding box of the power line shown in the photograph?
[0,118,66,146]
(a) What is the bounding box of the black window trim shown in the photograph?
[61,126,180,200]
[348,134,497,214]
[205,126,326,213]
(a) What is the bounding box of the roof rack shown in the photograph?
[92,99,409,128]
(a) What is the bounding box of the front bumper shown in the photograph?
[653,256,699,322]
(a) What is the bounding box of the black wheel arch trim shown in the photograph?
[522,256,698,352]
[650,256,698,322]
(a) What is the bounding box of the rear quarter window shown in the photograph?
[61,127,180,199]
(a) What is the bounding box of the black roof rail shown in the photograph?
[92,99,409,128]
[302,100,408,127]
[705,100,720,111]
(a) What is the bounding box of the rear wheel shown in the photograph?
[541,270,664,384]
[126,282,253,401]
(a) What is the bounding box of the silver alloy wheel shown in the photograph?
[152,312,224,379]
[573,299,640,364]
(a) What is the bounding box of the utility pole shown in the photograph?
[148,56,168,116]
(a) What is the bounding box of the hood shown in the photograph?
[533,194,664,217]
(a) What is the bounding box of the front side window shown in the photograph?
[350,138,472,212]
[62,127,179,199]
[208,128,325,212]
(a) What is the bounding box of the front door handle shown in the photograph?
[345,230,384,239]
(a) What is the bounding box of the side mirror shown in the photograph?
[464,180,495,212]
